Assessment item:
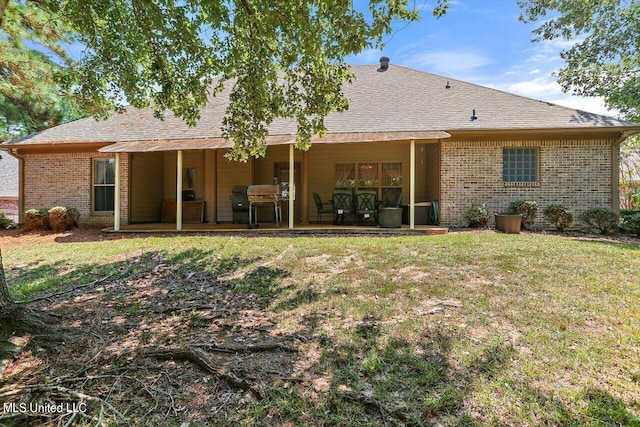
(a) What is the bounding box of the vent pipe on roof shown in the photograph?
[445,81,451,89]
[378,56,390,72]
[471,109,478,121]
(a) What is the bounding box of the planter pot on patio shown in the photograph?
[379,207,402,228]
[495,213,522,234]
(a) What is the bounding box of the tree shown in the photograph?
[519,0,640,122]
[43,0,446,161]
[0,0,84,141]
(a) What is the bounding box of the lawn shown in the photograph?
[1,229,639,426]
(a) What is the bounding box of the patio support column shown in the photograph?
[176,150,183,231]
[289,144,295,229]
[114,153,121,232]
[410,139,416,230]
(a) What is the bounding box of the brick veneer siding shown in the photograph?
[23,151,129,226]
[440,139,616,228]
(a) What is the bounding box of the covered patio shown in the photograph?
[100,130,450,233]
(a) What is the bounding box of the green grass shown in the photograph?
[2,232,640,425]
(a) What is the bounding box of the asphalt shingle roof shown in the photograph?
[3,64,636,147]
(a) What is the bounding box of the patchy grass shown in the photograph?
[1,229,639,426]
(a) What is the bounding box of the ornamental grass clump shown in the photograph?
[579,207,619,235]
[508,200,538,230]
[542,204,574,232]
[24,208,50,231]
[463,203,490,227]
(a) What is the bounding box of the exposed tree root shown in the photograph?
[196,341,298,354]
[141,345,265,399]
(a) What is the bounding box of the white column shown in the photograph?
[114,153,121,231]
[176,150,183,231]
[289,144,295,229]
[410,139,416,230]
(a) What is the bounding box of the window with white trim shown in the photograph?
[93,159,115,212]
[503,148,538,184]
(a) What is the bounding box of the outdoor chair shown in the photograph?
[332,189,353,225]
[356,189,378,225]
[313,192,334,224]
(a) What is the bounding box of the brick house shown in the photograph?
[0,152,19,222]
[1,61,639,230]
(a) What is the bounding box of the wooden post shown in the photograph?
[289,144,295,229]
[176,150,183,231]
[410,139,416,230]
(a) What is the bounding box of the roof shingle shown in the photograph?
[3,64,637,147]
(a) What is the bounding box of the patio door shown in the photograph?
[274,162,301,222]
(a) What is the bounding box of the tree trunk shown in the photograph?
[0,248,14,314]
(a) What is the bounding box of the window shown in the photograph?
[503,148,538,184]
[93,159,115,212]
[335,162,402,204]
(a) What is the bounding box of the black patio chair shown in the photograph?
[356,189,378,225]
[332,189,353,225]
[313,192,334,224]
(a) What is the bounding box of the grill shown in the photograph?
[247,184,290,228]
[230,185,249,224]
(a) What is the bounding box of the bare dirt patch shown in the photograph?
[0,244,307,426]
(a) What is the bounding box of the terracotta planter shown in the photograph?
[495,213,522,234]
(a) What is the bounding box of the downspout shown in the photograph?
[114,153,121,231]
[9,149,25,223]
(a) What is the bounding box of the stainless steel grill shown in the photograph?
[247,184,289,228]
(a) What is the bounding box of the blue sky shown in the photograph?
[348,0,610,116]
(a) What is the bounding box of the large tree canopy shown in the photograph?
[0,0,84,140]
[5,0,446,161]
[519,0,640,122]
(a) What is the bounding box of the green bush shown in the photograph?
[620,209,639,219]
[579,207,620,235]
[463,203,490,228]
[24,208,50,231]
[542,204,574,232]
[0,212,13,229]
[508,200,538,230]
[619,212,640,236]
[48,206,75,232]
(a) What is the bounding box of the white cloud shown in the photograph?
[396,49,492,77]
[350,48,384,65]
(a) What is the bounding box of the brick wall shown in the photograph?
[440,139,615,228]
[23,152,129,226]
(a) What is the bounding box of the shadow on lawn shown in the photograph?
[3,247,639,426]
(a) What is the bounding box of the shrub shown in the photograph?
[0,213,13,229]
[24,208,50,231]
[620,212,640,236]
[579,207,620,235]
[48,206,75,232]
[463,203,490,227]
[67,207,80,227]
[542,204,574,232]
[508,200,538,230]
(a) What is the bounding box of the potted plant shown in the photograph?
[495,212,522,233]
